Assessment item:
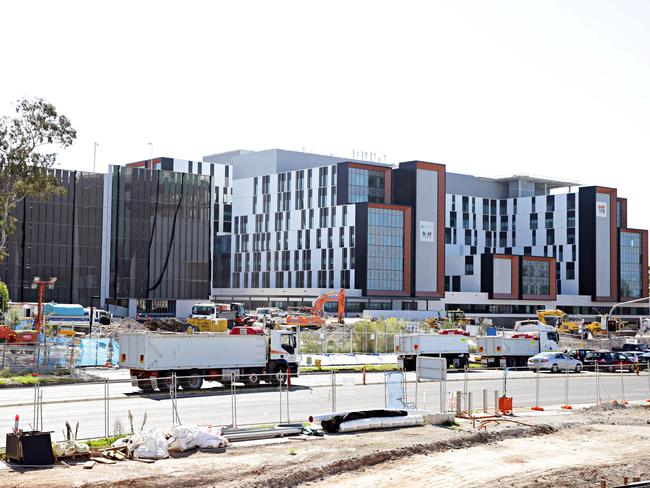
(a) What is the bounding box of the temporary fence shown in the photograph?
[2,365,650,449]
[77,338,120,367]
[0,339,77,372]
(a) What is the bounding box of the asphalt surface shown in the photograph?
[1,367,649,447]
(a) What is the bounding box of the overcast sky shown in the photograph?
[1,1,648,230]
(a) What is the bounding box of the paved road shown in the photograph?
[1,367,649,447]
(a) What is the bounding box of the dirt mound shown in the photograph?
[243,425,556,488]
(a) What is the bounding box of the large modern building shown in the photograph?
[209,149,649,320]
[0,149,647,322]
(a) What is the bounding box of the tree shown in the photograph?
[0,280,8,312]
[0,98,76,260]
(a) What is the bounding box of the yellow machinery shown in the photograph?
[537,309,607,336]
[186,317,228,332]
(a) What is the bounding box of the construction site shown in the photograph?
[0,287,649,487]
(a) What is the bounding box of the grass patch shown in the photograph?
[86,435,127,448]
[0,374,87,387]
[300,364,400,373]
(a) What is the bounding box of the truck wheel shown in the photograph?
[138,377,154,393]
[270,365,288,385]
[160,374,180,391]
[243,373,260,387]
[181,371,203,391]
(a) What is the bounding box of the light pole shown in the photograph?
[31,277,57,335]
[93,142,99,172]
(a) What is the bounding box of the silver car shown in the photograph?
[527,352,583,373]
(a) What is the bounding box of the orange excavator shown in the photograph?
[285,289,346,328]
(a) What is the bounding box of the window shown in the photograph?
[620,231,643,298]
[546,229,555,246]
[348,167,385,203]
[465,229,472,246]
[522,259,551,296]
[500,215,508,231]
[367,208,403,291]
[566,261,575,280]
[465,256,474,275]
[567,227,575,244]
[463,213,470,229]
[567,193,575,211]
[545,212,553,229]
[547,196,555,212]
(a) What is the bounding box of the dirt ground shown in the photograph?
[2,404,650,487]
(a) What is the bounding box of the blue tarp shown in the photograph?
[43,303,86,316]
[77,338,120,367]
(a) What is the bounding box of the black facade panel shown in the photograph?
[354,203,368,293]
[109,166,211,301]
[578,187,596,298]
[0,170,104,306]
[336,162,348,205]
[480,253,494,296]
[391,166,417,208]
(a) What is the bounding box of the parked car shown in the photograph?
[582,351,636,372]
[612,343,650,353]
[566,348,595,362]
[527,352,583,373]
[619,351,650,367]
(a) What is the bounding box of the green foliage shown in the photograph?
[0,98,76,261]
[5,305,22,328]
[87,435,127,448]
[0,281,8,312]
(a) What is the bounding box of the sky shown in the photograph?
[1,0,649,230]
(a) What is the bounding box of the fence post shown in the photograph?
[332,371,337,412]
[646,361,650,402]
[596,362,601,404]
[104,378,110,439]
[495,390,500,415]
[384,372,387,409]
[278,373,283,424]
[561,364,572,410]
[1,344,5,369]
[531,367,544,411]
[620,362,626,404]
[483,389,488,413]
[456,391,462,415]
[232,372,238,429]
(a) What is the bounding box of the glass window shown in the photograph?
[522,259,551,296]
[348,167,385,203]
[366,208,404,292]
[620,231,643,298]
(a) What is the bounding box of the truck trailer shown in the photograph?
[119,328,299,392]
[394,333,470,371]
[476,330,560,367]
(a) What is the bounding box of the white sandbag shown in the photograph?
[195,426,229,449]
[168,425,200,452]
[131,428,169,459]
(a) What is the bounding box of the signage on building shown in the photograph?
[419,221,435,242]
[596,201,608,218]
